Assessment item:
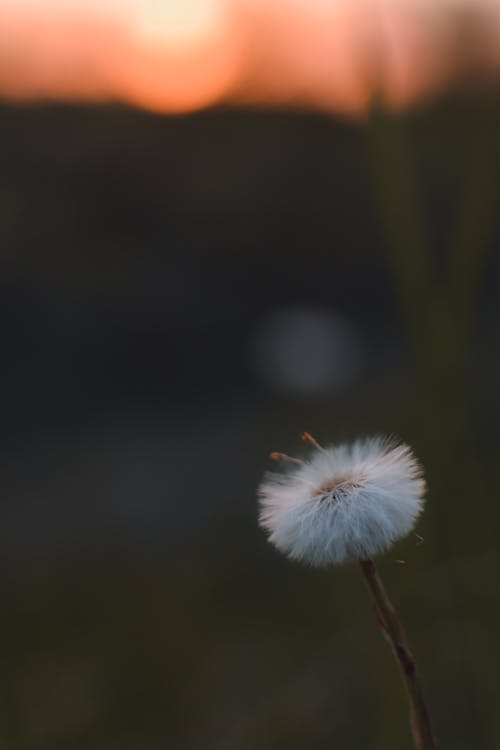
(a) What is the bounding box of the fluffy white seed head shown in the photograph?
[258,436,425,566]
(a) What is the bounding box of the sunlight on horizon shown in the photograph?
[133,0,224,49]
[1,0,500,115]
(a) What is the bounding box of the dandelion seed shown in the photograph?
[258,435,425,566]
[269,452,304,466]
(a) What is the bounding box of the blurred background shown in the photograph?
[1,1,500,748]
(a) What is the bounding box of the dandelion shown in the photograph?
[258,433,425,566]
[258,433,438,750]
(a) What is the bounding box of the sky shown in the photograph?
[1,0,500,115]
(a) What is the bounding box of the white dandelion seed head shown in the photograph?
[258,436,425,566]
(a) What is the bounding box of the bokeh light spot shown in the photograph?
[253,308,364,395]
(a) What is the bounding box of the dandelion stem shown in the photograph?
[359,558,438,750]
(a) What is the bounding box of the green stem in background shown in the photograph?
[365,109,433,351]
[367,104,499,401]
[445,106,500,365]
[359,559,438,750]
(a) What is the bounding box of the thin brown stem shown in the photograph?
[359,559,438,750]
[269,452,304,466]
[301,432,327,454]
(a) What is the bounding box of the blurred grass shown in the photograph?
[1,542,499,749]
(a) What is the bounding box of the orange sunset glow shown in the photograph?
[1,0,500,115]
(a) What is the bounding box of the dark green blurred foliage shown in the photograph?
[0,96,499,749]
